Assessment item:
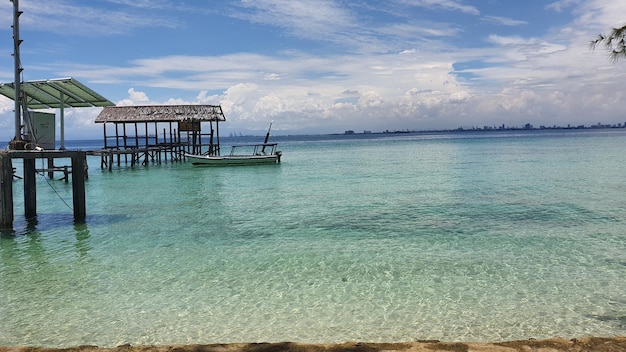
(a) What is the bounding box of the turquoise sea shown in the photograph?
[1,129,625,347]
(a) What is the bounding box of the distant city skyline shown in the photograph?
[342,120,626,136]
[1,0,626,141]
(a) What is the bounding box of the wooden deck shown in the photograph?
[88,142,188,171]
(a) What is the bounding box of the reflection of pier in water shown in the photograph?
[0,217,92,286]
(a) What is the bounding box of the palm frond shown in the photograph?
[589,34,605,50]
[591,24,626,62]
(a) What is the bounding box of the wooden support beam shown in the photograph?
[1,151,89,228]
[23,157,37,218]
[0,152,14,229]
[47,158,54,179]
[71,152,86,222]
[123,123,128,164]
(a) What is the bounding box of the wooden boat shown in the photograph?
[186,122,282,166]
[186,143,282,166]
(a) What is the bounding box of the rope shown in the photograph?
[37,158,73,211]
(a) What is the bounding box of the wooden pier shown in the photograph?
[89,142,188,171]
[94,105,226,170]
[0,150,87,229]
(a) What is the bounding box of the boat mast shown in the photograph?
[261,121,273,153]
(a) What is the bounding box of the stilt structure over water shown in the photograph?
[0,150,87,229]
[0,0,113,229]
[93,105,226,170]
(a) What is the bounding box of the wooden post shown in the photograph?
[216,118,220,155]
[179,128,184,159]
[134,123,139,149]
[163,127,167,162]
[0,152,14,229]
[24,157,37,218]
[123,123,128,163]
[63,166,69,183]
[47,157,54,179]
[71,151,86,222]
[83,153,89,180]
[115,123,121,166]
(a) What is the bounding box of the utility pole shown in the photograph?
[9,0,26,150]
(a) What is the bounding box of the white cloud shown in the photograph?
[2,0,626,141]
[0,96,15,140]
[546,0,579,13]
[379,22,460,38]
[0,0,179,36]
[570,0,626,30]
[117,88,151,106]
[482,15,527,27]
[107,0,170,9]
[233,0,361,42]
[395,0,480,15]
[230,0,465,54]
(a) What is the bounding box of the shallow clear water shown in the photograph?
[1,130,625,347]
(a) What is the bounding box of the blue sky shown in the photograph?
[1,0,625,140]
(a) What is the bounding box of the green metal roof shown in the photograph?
[0,77,114,109]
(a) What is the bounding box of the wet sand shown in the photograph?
[2,337,626,352]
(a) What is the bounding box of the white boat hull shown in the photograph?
[186,142,282,166]
[186,153,281,166]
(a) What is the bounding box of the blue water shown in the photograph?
[1,129,625,347]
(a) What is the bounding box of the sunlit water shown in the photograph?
[1,130,625,347]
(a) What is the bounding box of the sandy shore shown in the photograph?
[2,338,626,352]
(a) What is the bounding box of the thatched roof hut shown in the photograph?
[94,105,226,158]
[95,105,226,123]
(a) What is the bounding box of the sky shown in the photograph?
[1,0,626,140]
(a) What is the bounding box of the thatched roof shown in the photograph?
[95,105,226,123]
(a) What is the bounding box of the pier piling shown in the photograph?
[0,150,87,229]
[71,152,86,221]
[0,152,14,228]
[24,157,37,218]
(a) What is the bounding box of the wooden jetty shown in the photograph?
[93,105,226,170]
[0,3,228,230]
[0,76,112,229]
[0,150,87,229]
